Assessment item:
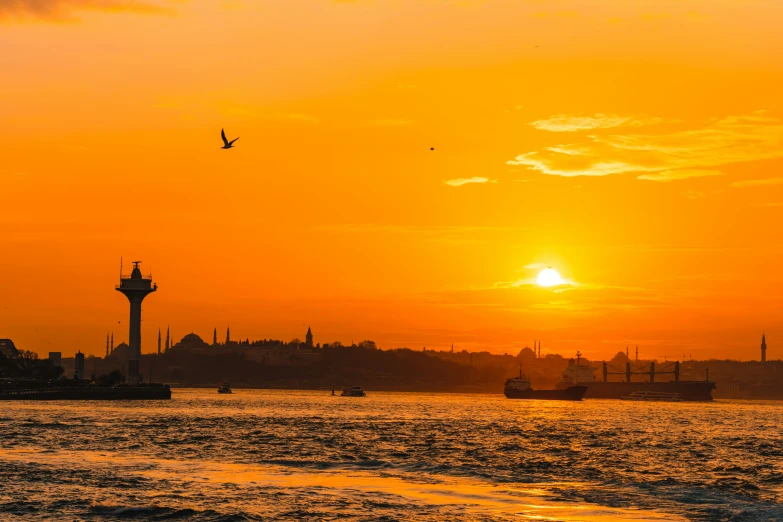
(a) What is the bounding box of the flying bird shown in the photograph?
[430,147,435,151]
[221,129,239,149]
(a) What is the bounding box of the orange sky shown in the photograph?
[1,0,782,361]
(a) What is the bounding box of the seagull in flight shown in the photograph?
[221,129,239,149]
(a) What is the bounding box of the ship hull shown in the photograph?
[505,385,586,401]
[561,381,715,401]
[0,386,171,401]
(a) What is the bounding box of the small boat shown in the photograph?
[341,385,366,397]
[217,383,233,394]
[621,391,682,402]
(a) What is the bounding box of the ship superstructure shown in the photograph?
[504,367,586,401]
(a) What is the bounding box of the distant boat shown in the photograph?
[621,391,682,402]
[341,385,366,397]
[217,383,232,394]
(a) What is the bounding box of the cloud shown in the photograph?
[366,118,413,127]
[509,114,783,178]
[638,169,723,182]
[0,169,26,179]
[493,279,577,291]
[317,223,526,246]
[0,0,171,21]
[530,113,665,132]
[444,177,495,187]
[285,113,320,123]
[730,177,783,188]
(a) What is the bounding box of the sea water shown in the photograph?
[1,389,781,521]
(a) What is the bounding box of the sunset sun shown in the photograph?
[537,268,563,287]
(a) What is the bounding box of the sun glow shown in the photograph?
[537,268,563,287]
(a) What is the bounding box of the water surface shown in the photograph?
[1,389,781,521]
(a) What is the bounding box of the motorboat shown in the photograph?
[341,385,366,397]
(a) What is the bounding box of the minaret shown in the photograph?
[635,345,638,361]
[761,333,767,363]
[105,334,109,358]
[626,345,629,359]
[451,342,454,354]
[213,328,218,346]
[115,261,157,385]
[158,328,162,355]
[226,327,231,344]
[111,332,114,353]
[165,326,170,352]
[306,326,313,347]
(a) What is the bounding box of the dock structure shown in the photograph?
[116,261,157,385]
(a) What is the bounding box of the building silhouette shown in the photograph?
[306,326,313,347]
[0,339,19,358]
[158,328,162,355]
[48,352,62,367]
[109,342,131,360]
[116,261,157,385]
[761,333,767,363]
[74,351,85,380]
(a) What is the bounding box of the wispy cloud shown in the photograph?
[730,177,783,188]
[366,118,413,127]
[0,0,171,21]
[0,169,26,179]
[444,177,495,187]
[509,114,783,179]
[316,223,526,246]
[638,169,723,182]
[530,113,665,132]
[493,279,578,291]
[285,113,320,123]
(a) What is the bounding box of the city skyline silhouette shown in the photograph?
[1,0,782,361]
[2,2,783,521]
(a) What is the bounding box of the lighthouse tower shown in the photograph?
[116,261,157,385]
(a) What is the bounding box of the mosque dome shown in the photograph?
[173,333,209,351]
[181,333,204,344]
[110,342,131,359]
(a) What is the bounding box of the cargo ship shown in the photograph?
[557,352,716,401]
[504,369,586,401]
